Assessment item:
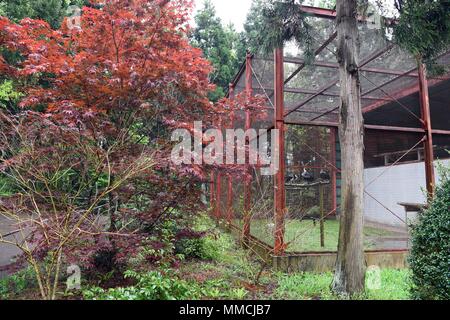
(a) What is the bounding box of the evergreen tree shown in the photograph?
[391,0,450,72]
[190,0,241,101]
[0,0,90,29]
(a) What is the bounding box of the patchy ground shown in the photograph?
[0,216,412,300]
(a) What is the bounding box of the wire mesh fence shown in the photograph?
[210,10,450,255]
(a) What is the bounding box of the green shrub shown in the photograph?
[0,267,36,299]
[409,166,450,300]
[175,215,234,261]
[82,270,194,300]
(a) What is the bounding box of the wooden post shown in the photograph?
[319,184,325,248]
[274,47,286,256]
[418,62,435,199]
[243,53,252,241]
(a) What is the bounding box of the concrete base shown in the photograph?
[273,250,409,273]
[226,223,409,273]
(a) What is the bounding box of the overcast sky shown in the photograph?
[192,0,253,31]
[192,0,396,32]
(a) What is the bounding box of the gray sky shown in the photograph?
[193,0,253,31]
[192,0,397,32]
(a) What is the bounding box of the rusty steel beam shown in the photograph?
[227,174,233,224]
[284,31,338,86]
[330,127,338,214]
[285,120,338,127]
[362,65,419,98]
[284,120,450,135]
[364,124,450,135]
[292,44,394,121]
[298,5,396,24]
[431,129,450,135]
[418,62,436,199]
[362,51,450,113]
[283,86,391,101]
[366,125,450,135]
[364,124,424,133]
[284,80,339,118]
[305,44,396,121]
[362,74,450,113]
[299,5,337,18]
[274,47,287,256]
[309,106,339,121]
[267,31,337,101]
[227,83,235,224]
[284,56,435,79]
[210,172,215,211]
[216,172,222,219]
[243,53,252,240]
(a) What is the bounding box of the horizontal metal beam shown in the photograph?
[284,57,428,79]
[293,44,396,121]
[299,5,337,19]
[298,5,396,25]
[363,74,450,113]
[284,121,450,135]
[285,120,338,127]
[284,31,338,87]
[364,124,425,133]
[282,87,391,101]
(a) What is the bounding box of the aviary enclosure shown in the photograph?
[208,5,450,269]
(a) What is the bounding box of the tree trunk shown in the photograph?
[332,0,366,296]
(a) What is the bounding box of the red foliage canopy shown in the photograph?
[2,0,215,126]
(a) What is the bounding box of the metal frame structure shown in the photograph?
[213,5,450,256]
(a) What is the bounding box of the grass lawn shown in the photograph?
[177,218,412,300]
[244,219,396,252]
[275,269,412,300]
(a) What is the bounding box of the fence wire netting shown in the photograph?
[217,13,450,254]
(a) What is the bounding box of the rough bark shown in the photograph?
[332,0,366,296]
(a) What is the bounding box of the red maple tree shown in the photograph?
[0,0,269,299]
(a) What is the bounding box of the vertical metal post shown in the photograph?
[215,116,223,220]
[274,47,286,256]
[226,175,233,224]
[216,172,221,220]
[243,53,252,241]
[210,172,215,216]
[227,83,235,225]
[330,127,337,213]
[319,184,325,248]
[418,62,435,199]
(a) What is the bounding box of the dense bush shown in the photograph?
[82,270,193,300]
[409,166,450,300]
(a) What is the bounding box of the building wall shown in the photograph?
[363,159,450,227]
